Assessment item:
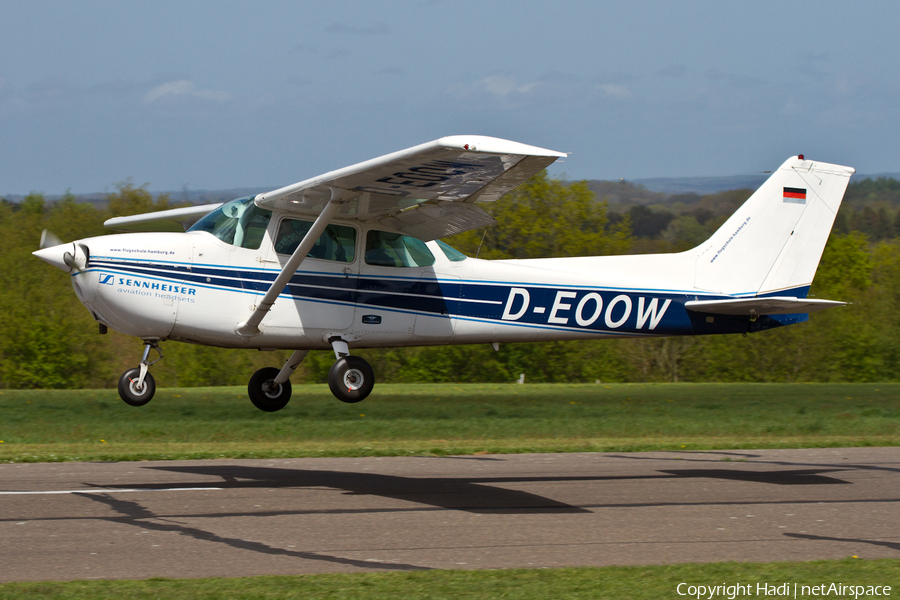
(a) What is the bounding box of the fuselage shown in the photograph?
[57,213,783,352]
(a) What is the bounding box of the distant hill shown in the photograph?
[5,173,899,206]
[627,174,768,195]
[602,172,900,196]
[2,187,274,207]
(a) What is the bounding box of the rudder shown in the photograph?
[692,156,854,297]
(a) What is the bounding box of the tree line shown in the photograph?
[1,174,898,389]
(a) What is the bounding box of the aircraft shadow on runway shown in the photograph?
[141,465,593,514]
[657,469,852,485]
[82,464,853,515]
[607,451,900,476]
[64,464,861,571]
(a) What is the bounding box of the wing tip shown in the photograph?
[436,135,566,158]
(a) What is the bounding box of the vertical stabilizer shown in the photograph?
[692,156,854,297]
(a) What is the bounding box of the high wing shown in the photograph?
[104,203,223,232]
[253,135,566,241]
[685,297,846,316]
[102,136,565,239]
[235,136,564,337]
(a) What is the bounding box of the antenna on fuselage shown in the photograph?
[475,229,487,258]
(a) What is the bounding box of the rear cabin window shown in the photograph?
[274,219,357,263]
[436,239,467,262]
[365,231,435,267]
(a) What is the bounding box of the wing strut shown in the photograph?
[236,188,351,336]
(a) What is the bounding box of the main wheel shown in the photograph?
[248,367,292,412]
[328,356,374,403]
[118,368,156,407]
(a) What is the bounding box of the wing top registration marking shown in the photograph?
[253,136,564,239]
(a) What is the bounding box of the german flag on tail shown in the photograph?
[783,187,807,204]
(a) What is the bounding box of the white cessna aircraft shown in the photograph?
[33,136,853,411]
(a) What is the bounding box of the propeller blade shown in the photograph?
[40,229,63,249]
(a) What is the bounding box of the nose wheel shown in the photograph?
[117,341,162,407]
[118,368,156,406]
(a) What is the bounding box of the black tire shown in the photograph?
[328,356,374,403]
[248,367,292,412]
[118,368,156,407]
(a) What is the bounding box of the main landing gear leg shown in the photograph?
[247,350,308,412]
[327,337,374,404]
[118,341,163,407]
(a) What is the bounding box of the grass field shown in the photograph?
[1,559,897,599]
[1,382,898,462]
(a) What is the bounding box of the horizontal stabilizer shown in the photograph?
[685,296,846,316]
[104,203,222,232]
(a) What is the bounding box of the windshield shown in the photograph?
[188,197,272,250]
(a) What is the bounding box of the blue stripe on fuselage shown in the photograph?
[83,258,772,335]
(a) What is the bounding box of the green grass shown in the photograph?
[0,559,897,599]
[1,383,898,462]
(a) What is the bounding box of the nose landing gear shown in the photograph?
[117,341,163,407]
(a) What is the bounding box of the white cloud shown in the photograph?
[599,83,632,99]
[143,80,231,103]
[594,71,639,85]
[479,75,542,97]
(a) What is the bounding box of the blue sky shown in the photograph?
[3,1,899,195]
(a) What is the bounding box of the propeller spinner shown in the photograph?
[33,229,88,273]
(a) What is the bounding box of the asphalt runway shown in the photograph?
[1,447,898,582]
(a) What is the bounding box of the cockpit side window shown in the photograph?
[188,197,272,250]
[365,230,435,267]
[274,219,357,263]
